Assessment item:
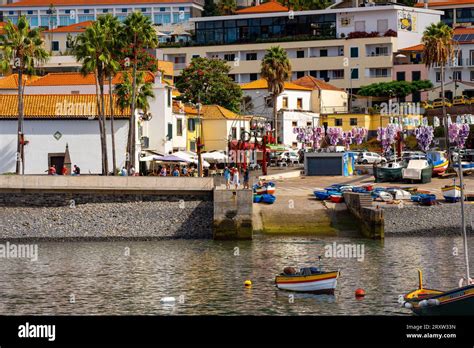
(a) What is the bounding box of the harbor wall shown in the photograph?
[344,192,384,239]
[0,176,252,241]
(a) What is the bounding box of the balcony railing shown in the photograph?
[366,52,390,57]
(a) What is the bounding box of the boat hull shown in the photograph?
[442,185,461,203]
[374,166,404,183]
[409,285,474,316]
[275,271,339,294]
[433,159,449,174]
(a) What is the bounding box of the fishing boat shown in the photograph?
[442,183,461,203]
[386,188,412,200]
[453,161,474,173]
[419,194,437,206]
[427,151,449,175]
[253,195,262,203]
[266,185,276,195]
[402,159,433,183]
[329,195,344,203]
[374,161,406,183]
[275,258,339,294]
[403,149,473,315]
[314,191,330,200]
[261,194,276,204]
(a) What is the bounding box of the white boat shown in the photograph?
[442,184,461,203]
[379,191,394,202]
[454,161,474,173]
[402,159,432,183]
[275,268,339,294]
[389,189,412,200]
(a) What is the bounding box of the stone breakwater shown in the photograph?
[0,200,213,241]
[383,203,474,236]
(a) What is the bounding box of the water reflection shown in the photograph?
[0,235,471,315]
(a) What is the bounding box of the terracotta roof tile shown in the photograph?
[4,0,193,7]
[172,101,198,115]
[27,71,155,86]
[44,20,93,33]
[240,78,312,91]
[415,0,474,7]
[0,74,42,89]
[292,75,343,91]
[0,94,130,119]
[400,43,424,51]
[236,0,288,14]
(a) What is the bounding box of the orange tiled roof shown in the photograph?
[173,101,198,115]
[415,0,474,7]
[44,20,93,33]
[400,43,425,51]
[27,71,155,86]
[0,22,6,35]
[236,0,288,14]
[240,78,312,91]
[454,27,474,34]
[0,74,42,89]
[0,94,130,119]
[4,0,193,7]
[292,75,343,91]
[157,60,174,78]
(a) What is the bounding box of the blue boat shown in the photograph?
[412,193,436,205]
[261,194,276,204]
[253,195,262,203]
[314,191,330,200]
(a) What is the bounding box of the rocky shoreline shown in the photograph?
[383,203,474,236]
[0,201,213,241]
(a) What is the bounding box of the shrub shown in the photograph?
[384,29,397,37]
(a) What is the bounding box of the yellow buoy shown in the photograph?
[244,280,252,287]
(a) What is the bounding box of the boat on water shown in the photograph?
[275,259,339,294]
[374,161,406,183]
[442,183,461,203]
[403,149,472,315]
[427,151,449,175]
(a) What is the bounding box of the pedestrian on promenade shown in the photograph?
[232,166,240,189]
[129,165,136,176]
[47,165,57,175]
[182,166,188,176]
[172,166,180,177]
[224,166,231,189]
[120,167,128,176]
[72,165,81,176]
[243,167,250,189]
[61,165,68,176]
[160,166,167,176]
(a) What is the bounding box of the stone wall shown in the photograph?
[344,192,384,239]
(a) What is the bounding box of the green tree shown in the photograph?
[217,0,236,15]
[261,46,291,143]
[115,71,155,117]
[74,18,112,175]
[176,57,242,112]
[122,12,158,171]
[277,0,330,10]
[422,22,454,153]
[0,16,50,175]
[203,0,220,16]
[358,80,433,100]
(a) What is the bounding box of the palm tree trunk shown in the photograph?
[94,73,106,175]
[440,65,450,156]
[273,94,278,143]
[16,68,23,175]
[128,40,138,171]
[99,72,109,175]
[108,75,117,175]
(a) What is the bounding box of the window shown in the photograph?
[350,47,358,58]
[224,53,235,61]
[436,72,441,82]
[292,142,298,148]
[84,9,90,13]
[188,118,196,132]
[246,53,257,60]
[174,56,185,64]
[351,68,359,79]
[320,49,328,57]
[240,127,245,138]
[377,19,388,33]
[310,70,317,77]
[375,47,388,56]
[249,73,258,81]
[265,97,273,107]
[229,74,236,81]
[350,118,357,126]
[335,119,343,126]
[192,54,200,58]
[296,71,305,78]
[306,121,312,126]
[372,68,388,77]
[231,127,237,139]
[297,98,303,109]
[167,123,173,140]
[190,140,196,152]
[453,70,462,81]
[292,121,297,127]
[296,50,305,58]
[396,72,405,81]
[122,8,128,13]
[179,6,185,10]
[355,20,365,32]
[167,89,171,107]
[160,7,166,11]
[102,9,108,13]
[412,71,421,81]
[333,70,344,79]
[471,71,474,81]
[177,119,183,136]
[52,41,59,51]
[320,70,328,79]
[283,97,289,108]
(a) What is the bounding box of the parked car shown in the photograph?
[453,95,470,106]
[432,98,452,108]
[357,152,386,164]
[402,151,426,161]
[277,151,299,164]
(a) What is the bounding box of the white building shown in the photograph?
[171,101,189,152]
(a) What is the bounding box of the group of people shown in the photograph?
[147,164,198,177]
[224,166,250,190]
[47,164,81,176]
[119,166,137,176]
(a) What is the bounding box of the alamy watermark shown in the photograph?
[324,242,365,262]
[0,241,38,261]
[380,101,421,117]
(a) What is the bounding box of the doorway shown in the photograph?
[48,153,65,174]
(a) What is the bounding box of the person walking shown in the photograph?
[232,166,240,190]
[172,166,180,177]
[160,166,167,176]
[61,165,68,176]
[224,166,231,189]
[48,165,57,175]
[120,167,128,176]
[129,165,136,176]
[243,167,250,189]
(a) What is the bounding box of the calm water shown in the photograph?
[0,235,472,315]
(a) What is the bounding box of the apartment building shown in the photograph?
[0,0,203,28]
[415,0,474,27]
[158,4,441,92]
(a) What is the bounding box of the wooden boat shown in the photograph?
[402,159,433,183]
[374,161,406,183]
[314,191,330,200]
[253,195,262,203]
[255,187,266,195]
[442,184,461,203]
[427,151,449,175]
[266,186,276,195]
[420,194,437,206]
[386,188,412,200]
[403,270,474,316]
[330,195,344,203]
[275,266,339,294]
[261,194,276,204]
[454,161,474,173]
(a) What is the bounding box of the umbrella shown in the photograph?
[202,151,228,163]
[158,155,190,162]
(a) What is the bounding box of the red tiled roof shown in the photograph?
[240,78,312,91]
[27,72,155,86]
[4,0,193,7]
[44,20,93,33]
[292,75,343,91]
[236,0,288,14]
[0,74,42,89]
[415,0,474,7]
[400,44,424,51]
[454,27,474,34]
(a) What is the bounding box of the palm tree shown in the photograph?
[0,16,50,174]
[100,14,124,175]
[422,22,455,154]
[122,12,158,171]
[115,71,155,118]
[218,0,236,15]
[74,19,110,175]
[261,46,291,143]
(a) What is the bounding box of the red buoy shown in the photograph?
[355,288,366,297]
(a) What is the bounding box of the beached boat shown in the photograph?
[442,184,461,203]
[402,159,433,183]
[329,195,344,203]
[387,188,412,200]
[261,194,276,204]
[253,195,262,203]
[314,191,330,200]
[275,266,339,294]
[374,161,406,183]
[420,194,437,206]
[427,151,449,175]
[453,161,474,173]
